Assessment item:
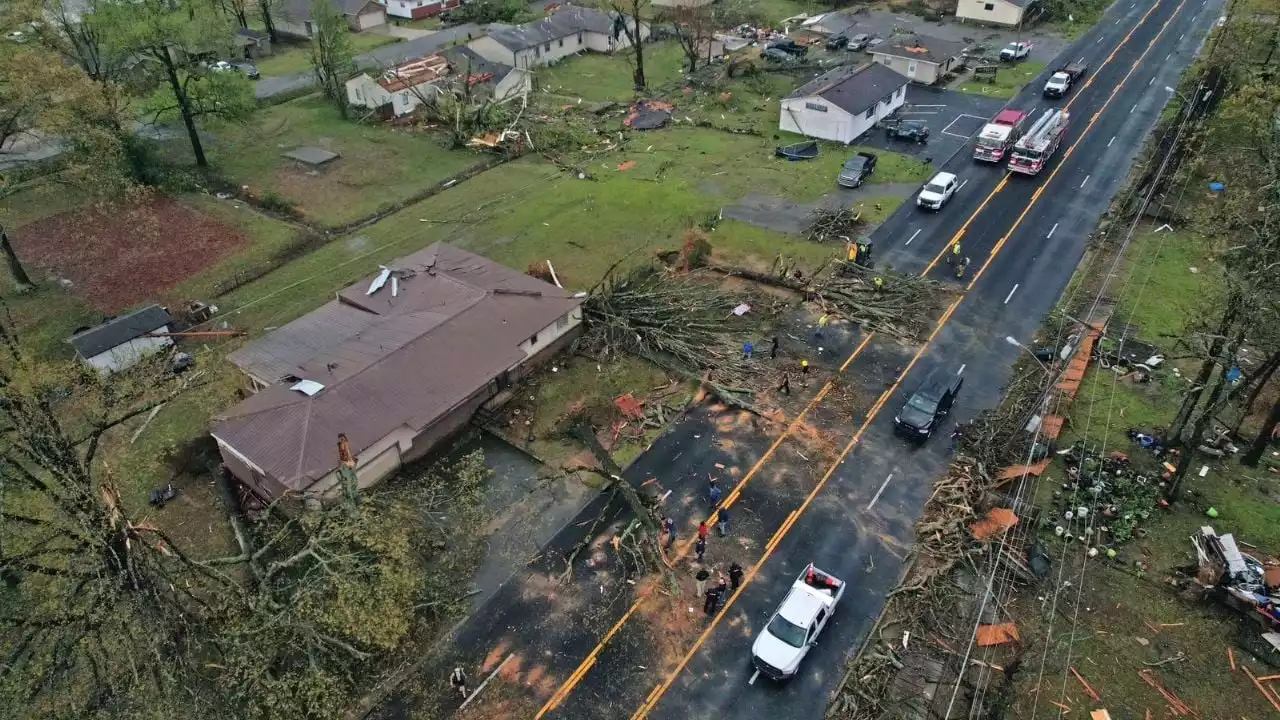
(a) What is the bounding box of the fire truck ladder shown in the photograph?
[1020,108,1066,150]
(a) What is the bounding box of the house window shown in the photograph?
[556,314,570,330]
[804,101,827,112]
[534,46,540,57]
[577,32,583,44]
[865,107,874,119]
[528,333,539,345]
[558,38,564,47]
[984,2,994,8]
[401,92,409,104]
[544,42,551,52]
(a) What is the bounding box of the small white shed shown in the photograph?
[68,305,174,374]
[779,63,909,145]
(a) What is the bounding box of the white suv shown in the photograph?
[917,172,958,211]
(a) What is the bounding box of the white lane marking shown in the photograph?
[1097,35,1105,43]
[958,179,969,191]
[912,104,947,108]
[1078,56,1086,63]
[1148,77,1154,86]
[458,654,515,711]
[1081,174,1091,188]
[1166,52,1172,61]
[1179,32,1185,40]
[749,670,760,686]
[866,473,895,511]
[1047,222,1059,238]
[906,228,922,246]
[957,364,966,376]
[1131,103,1139,113]
[1004,284,1020,304]
[1107,136,1115,147]
[1115,17,1122,23]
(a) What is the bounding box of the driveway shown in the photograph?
[842,9,1070,65]
[254,23,482,100]
[856,85,1012,166]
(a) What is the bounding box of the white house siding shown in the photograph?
[388,0,456,19]
[516,308,582,359]
[85,333,173,374]
[274,18,313,38]
[493,69,533,102]
[345,74,391,110]
[585,21,648,53]
[956,0,1025,26]
[351,6,387,30]
[871,53,948,84]
[779,84,906,144]
[518,33,587,68]
[467,36,517,66]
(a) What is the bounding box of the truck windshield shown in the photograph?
[767,615,808,648]
[924,182,947,194]
[977,136,1003,148]
[1014,149,1043,161]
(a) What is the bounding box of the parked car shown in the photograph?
[885,119,930,143]
[762,47,799,64]
[916,171,958,210]
[751,564,845,681]
[210,60,260,79]
[837,151,877,188]
[767,39,808,56]
[894,367,964,440]
[825,34,849,50]
[847,33,871,52]
[864,36,884,52]
[1000,41,1033,61]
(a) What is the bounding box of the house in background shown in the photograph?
[214,243,584,503]
[869,33,967,85]
[345,47,532,116]
[68,304,173,374]
[649,0,713,8]
[467,6,650,70]
[233,27,273,59]
[779,62,909,144]
[385,0,460,20]
[799,11,858,37]
[275,0,386,39]
[956,0,1036,27]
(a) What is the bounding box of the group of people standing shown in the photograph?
[662,476,748,616]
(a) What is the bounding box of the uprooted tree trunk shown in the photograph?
[1233,348,1280,434]
[1168,291,1242,440]
[1242,394,1280,467]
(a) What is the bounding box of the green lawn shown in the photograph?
[954,61,1048,99]
[206,94,486,227]
[254,32,402,77]
[400,16,443,31]
[539,41,690,102]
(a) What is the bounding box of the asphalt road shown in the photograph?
[381,1,1223,718]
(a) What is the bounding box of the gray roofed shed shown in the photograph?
[872,33,969,65]
[486,6,623,52]
[68,305,172,359]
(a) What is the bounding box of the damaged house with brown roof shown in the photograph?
[212,243,583,503]
[345,47,532,118]
[869,33,968,85]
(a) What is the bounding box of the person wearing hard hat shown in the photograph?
[947,240,961,264]
[873,276,885,292]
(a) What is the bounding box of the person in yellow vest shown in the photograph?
[816,314,829,339]
[800,359,810,385]
[874,276,885,292]
[947,240,962,264]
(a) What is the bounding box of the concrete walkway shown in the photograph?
[380,24,434,40]
[254,23,481,100]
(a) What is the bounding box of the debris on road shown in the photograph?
[975,623,1020,647]
[624,100,674,130]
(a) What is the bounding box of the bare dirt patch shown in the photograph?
[13,196,248,313]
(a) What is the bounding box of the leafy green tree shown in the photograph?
[97,0,253,167]
[310,0,357,119]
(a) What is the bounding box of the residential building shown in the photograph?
[68,305,173,374]
[466,6,650,70]
[386,0,460,20]
[956,0,1035,27]
[779,62,909,144]
[275,0,387,39]
[233,27,272,59]
[346,47,532,116]
[650,0,714,8]
[214,243,584,503]
[869,33,968,85]
[799,11,858,37]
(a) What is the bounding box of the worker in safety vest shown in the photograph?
[873,276,885,292]
[947,240,962,264]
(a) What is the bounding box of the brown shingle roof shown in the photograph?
[215,244,581,491]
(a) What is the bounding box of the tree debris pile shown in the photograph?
[708,259,950,341]
[577,265,768,409]
[806,206,864,243]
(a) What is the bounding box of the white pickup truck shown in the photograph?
[1000,41,1033,61]
[750,563,845,681]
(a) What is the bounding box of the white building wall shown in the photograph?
[493,68,533,102]
[274,18,313,38]
[467,36,518,66]
[84,330,173,374]
[779,84,906,144]
[872,53,944,84]
[346,74,391,110]
[516,308,583,359]
[351,7,386,30]
[956,0,1025,26]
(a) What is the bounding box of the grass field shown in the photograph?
[253,33,403,77]
[207,94,486,227]
[539,41,690,102]
[954,61,1048,99]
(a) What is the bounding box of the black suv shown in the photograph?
[837,151,877,188]
[826,34,849,50]
[894,368,963,440]
[885,119,930,144]
[767,39,808,57]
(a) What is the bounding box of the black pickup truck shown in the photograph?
[1043,61,1088,98]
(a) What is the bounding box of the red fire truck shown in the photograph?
[973,109,1028,163]
[1008,109,1069,175]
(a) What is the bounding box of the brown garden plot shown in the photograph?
[13,196,247,313]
